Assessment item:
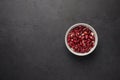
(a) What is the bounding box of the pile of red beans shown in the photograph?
[67,25,95,53]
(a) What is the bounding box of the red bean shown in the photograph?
[67,25,95,53]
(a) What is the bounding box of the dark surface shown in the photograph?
[0,0,120,80]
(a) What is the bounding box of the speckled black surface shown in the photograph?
[0,0,120,80]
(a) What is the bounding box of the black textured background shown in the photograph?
[0,0,120,80]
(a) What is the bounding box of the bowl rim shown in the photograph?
[65,23,98,56]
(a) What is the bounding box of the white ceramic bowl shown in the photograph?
[65,23,98,56]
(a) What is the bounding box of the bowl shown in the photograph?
[65,23,98,56]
